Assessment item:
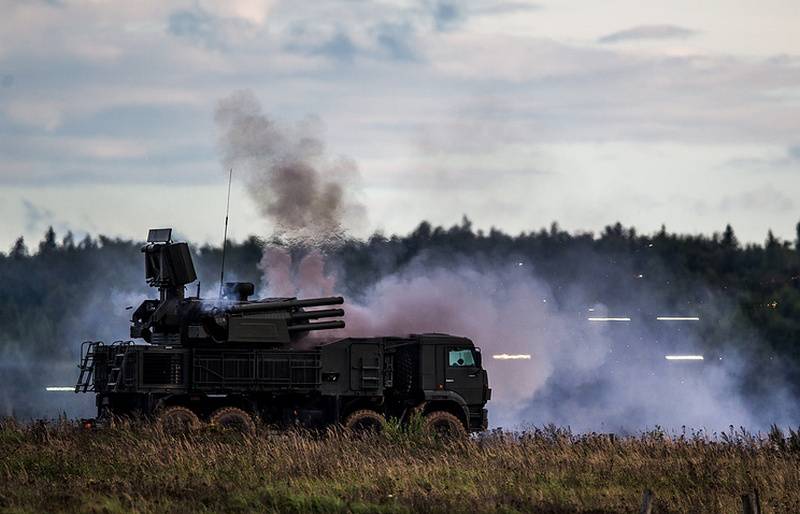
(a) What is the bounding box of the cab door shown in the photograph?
[444,346,484,405]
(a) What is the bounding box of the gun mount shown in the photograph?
[129,228,345,347]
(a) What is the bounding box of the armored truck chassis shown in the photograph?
[74,228,491,434]
[78,334,489,432]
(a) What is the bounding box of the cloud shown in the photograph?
[283,12,421,63]
[284,24,358,62]
[720,186,795,213]
[424,34,800,143]
[168,8,227,50]
[199,0,273,27]
[373,22,418,61]
[724,144,800,171]
[4,99,64,131]
[312,32,358,61]
[430,1,462,32]
[1,85,208,131]
[471,2,541,16]
[167,3,268,51]
[598,24,697,44]
[0,0,799,248]
[425,1,540,33]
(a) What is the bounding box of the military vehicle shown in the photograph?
[75,228,491,435]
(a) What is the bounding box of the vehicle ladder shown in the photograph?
[75,341,102,393]
[106,341,133,390]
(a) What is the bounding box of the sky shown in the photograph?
[1,0,799,249]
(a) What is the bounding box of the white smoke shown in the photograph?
[341,260,788,432]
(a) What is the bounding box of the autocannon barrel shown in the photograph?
[227,296,344,314]
[287,320,345,332]
[289,308,345,321]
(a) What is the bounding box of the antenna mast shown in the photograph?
[218,168,233,299]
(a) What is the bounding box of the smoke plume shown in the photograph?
[339,256,797,432]
[215,89,362,296]
[215,90,365,246]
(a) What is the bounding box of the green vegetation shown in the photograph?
[1,419,799,513]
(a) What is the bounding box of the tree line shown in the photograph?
[2,219,799,379]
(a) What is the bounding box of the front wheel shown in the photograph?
[423,411,467,438]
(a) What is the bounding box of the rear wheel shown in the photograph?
[344,409,386,434]
[157,406,201,434]
[209,407,256,435]
[423,411,467,438]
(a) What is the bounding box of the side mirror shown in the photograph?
[474,347,482,368]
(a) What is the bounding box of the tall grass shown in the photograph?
[1,418,799,513]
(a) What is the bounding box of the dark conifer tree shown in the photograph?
[9,237,28,259]
[722,224,738,248]
[795,221,800,252]
[38,226,57,255]
[62,231,75,250]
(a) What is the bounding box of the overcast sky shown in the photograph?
[1,0,798,249]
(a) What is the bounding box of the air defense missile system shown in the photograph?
[75,228,491,435]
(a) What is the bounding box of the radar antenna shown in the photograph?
[218,168,233,299]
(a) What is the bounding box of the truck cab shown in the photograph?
[416,334,490,432]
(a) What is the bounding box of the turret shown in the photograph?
[129,228,345,347]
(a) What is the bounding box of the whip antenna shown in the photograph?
[218,168,233,299]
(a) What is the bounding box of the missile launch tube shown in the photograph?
[287,320,345,332]
[289,308,345,321]
[228,296,344,314]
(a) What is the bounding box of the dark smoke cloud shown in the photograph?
[215,89,364,297]
[215,89,365,248]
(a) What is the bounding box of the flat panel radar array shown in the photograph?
[147,228,172,243]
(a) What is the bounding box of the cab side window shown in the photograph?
[449,348,476,367]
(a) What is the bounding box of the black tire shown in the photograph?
[424,411,467,438]
[209,407,256,435]
[344,409,386,433]
[157,406,201,434]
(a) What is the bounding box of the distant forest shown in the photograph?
[2,218,800,392]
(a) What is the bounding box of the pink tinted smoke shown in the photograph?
[297,250,336,298]
[260,246,337,298]
[341,269,564,424]
[261,246,293,297]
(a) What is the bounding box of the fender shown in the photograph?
[422,390,470,422]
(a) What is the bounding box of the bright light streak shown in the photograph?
[665,355,704,361]
[587,317,631,322]
[492,354,532,360]
[45,386,74,392]
[657,316,700,321]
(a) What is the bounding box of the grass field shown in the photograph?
[1,419,799,513]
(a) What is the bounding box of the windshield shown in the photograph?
[449,348,477,367]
